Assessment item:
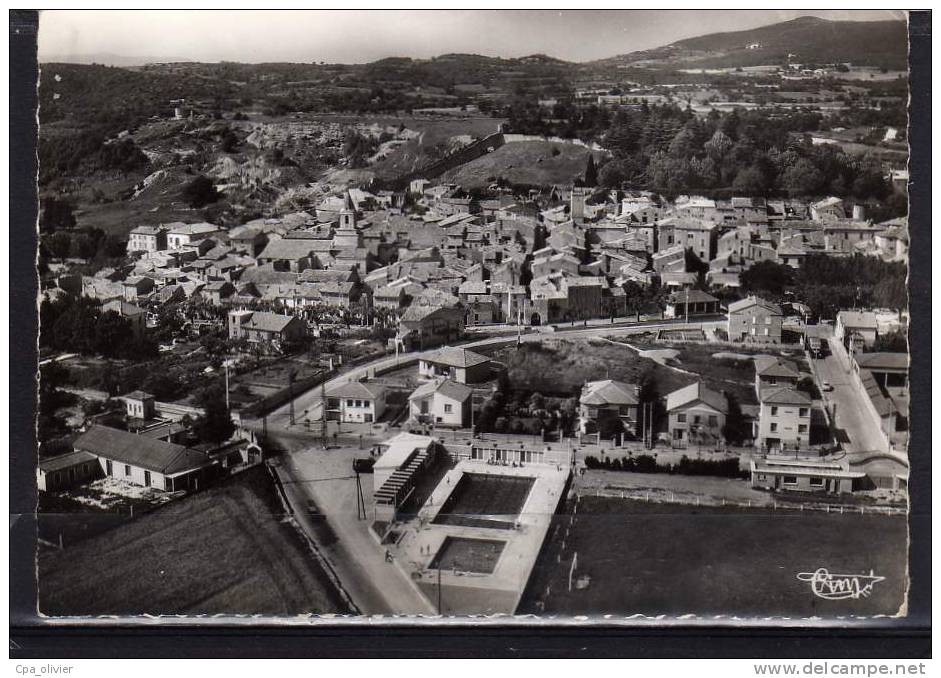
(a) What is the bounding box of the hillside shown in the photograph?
[440,140,602,189]
[596,16,908,70]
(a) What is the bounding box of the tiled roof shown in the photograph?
[580,380,639,407]
[422,347,490,369]
[760,386,811,406]
[666,382,727,414]
[854,352,908,371]
[39,450,98,474]
[327,381,386,401]
[74,425,214,476]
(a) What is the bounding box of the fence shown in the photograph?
[579,484,907,516]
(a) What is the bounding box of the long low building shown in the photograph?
[750,456,865,495]
[73,425,219,492]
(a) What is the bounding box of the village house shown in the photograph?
[651,244,686,274]
[663,289,720,319]
[166,222,222,249]
[318,281,365,309]
[578,379,640,436]
[227,225,269,257]
[418,346,493,384]
[73,425,218,492]
[809,196,846,222]
[657,216,718,262]
[121,390,156,420]
[326,381,387,424]
[835,310,880,350]
[203,280,237,306]
[665,382,727,449]
[256,238,322,272]
[756,386,812,452]
[122,275,155,302]
[457,280,494,326]
[408,379,473,428]
[754,357,801,397]
[490,282,530,324]
[127,225,168,253]
[727,296,784,344]
[823,221,882,253]
[397,304,465,351]
[227,310,308,345]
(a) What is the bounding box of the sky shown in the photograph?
[38,9,906,65]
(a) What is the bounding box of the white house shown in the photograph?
[756,387,812,452]
[408,379,473,428]
[326,381,387,424]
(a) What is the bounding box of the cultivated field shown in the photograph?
[519,495,908,618]
[38,466,350,616]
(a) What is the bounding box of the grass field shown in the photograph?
[38,466,350,616]
[433,473,534,530]
[519,495,908,618]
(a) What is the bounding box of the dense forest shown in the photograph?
[503,100,896,202]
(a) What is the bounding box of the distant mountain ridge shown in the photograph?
[40,53,193,67]
[40,16,906,70]
[595,16,907,70]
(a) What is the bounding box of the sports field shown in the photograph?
[39,466,350,616]
[433,473,535,530]
[519,495,908,618]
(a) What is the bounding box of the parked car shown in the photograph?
[821,381,834,392]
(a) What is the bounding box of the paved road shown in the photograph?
[813,337,889,455]
[256,317,725,436]
[272,449,435,616]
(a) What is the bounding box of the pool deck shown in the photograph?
[387,459,570,614]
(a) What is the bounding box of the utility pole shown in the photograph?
[224,360,230,412]
[288,370,296,425]
[685,286,689,327]
[320,376,328,449]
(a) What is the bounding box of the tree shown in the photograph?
[871,330,908,353]
[583,154,598,187]
[704,130,732,160]
[780,158,825,196]
[193,384,235,447]
[732,165,771,195]
[741,260,793,298]
[46,231,72,260]
[182,175,220,208]
[40,197,76,234]
[94,311,134,357]
[721,393,747,445]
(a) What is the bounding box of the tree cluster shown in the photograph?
[40,295,157,360]
[584,453,747,479]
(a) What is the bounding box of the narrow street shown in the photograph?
[271,442,436,616]
[812,337,889,455]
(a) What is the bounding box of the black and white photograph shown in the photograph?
[23,9,918,625]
